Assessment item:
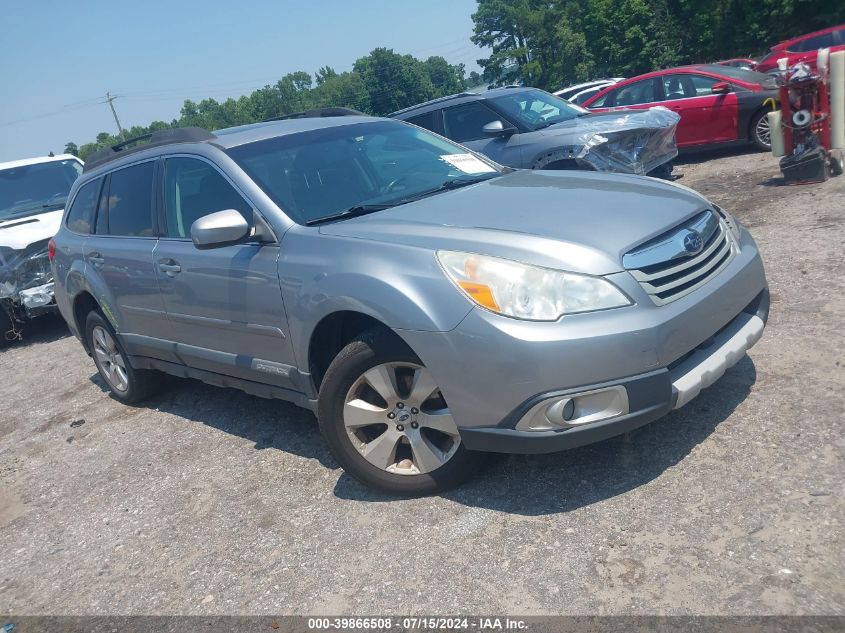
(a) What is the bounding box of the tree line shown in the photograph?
[471,0,844,89]
[66,0,844,158]
[66,48,478,160]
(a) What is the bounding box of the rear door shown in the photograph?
[659,74,739,145]
[152,155,298,390]
[84,160,171,359]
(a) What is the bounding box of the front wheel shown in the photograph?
[750,109,772,151]
[317,329,486,495]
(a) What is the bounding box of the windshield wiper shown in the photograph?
[398,175,497,203]
[1,202,64,221]
[305,203,396,226]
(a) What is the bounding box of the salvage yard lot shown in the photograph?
[1,148,843,615]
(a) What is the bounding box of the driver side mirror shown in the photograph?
[190,209,250,249]
[711,81,731,94]
[482,120,517,137]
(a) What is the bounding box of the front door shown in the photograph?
[659,74,739,146]
[441,102,524,167]
[153,156,298,390]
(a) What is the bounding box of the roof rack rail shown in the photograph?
[388,92,476,117]
[264,107,365,122]
[83,127,216,172]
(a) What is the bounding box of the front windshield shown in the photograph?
[0,159,83,221]
[489,89,589,130]
[226,120,502,225]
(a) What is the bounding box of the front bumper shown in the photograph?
[459,290,767,453]
[19,281,56,312]
[396,231,768,454]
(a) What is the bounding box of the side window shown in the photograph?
[96,162,155,237]
[791,32,835,52]
[442,102,502,143]
[65,178,101,234]
[406,111,437,133]
[590,90,613,107]
[572,88,599,105]
[613,79,658,106]
[690,75,720,96]
[163,158,252,239]
[663,75,704,101]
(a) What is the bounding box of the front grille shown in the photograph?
[623,210,737,306]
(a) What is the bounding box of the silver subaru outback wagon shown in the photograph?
[51,111,768,495]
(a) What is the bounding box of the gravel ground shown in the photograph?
[0,147,843,616]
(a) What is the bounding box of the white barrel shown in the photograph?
[831,50,845,149]
[768,111,785,157]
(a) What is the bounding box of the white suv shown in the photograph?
[0,153,83,344]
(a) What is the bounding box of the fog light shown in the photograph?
[515,385,629,432]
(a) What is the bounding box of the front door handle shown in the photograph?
[158,260,181,276]
[88,252,104,266]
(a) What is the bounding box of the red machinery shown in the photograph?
[776,63,844,184]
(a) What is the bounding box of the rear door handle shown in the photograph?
[88,252,104,266]
[158,259,181,276]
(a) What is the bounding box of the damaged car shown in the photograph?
[390,87,680,179]
[1,154,83,345]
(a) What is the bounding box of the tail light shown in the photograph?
[48,238,56,261]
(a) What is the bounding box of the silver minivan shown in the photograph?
[51,113,768,495]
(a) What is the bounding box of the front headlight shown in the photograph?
[436,251,632,321]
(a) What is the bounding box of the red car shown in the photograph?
[756,25,845,74]
[582,64,779,150]
[717,58,757,71]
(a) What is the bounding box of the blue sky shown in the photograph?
[0,0,484,162]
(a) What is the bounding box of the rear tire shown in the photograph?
[750,109,772,151]
[85,310,160,404]
[830,150,844,177]
[317,328,486,495]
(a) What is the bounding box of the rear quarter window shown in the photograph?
[65,178,101,234]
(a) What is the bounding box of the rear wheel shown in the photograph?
[317,329,486,495]
[85,311,160,404]
[830,149,844,177]
[750,109,772,151]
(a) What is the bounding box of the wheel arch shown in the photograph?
[306,310,414,393]
[71,290,101,353]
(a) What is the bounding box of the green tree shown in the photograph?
[353,48,435,114]
[64,142,78,156]
[424,56,466,96]
[315,66,338,85]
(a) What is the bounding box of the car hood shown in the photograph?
[0,209,63,250]
[318,170,711,276]
[539,111,645,135]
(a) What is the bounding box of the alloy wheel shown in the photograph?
[755,114,771,148]
[92,325,129,392]
[343,362,460,475]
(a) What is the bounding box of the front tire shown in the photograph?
[750,109,772,151]
[85,311,160,404]
[317,329,485,495]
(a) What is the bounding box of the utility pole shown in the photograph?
[102,92,125,139]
